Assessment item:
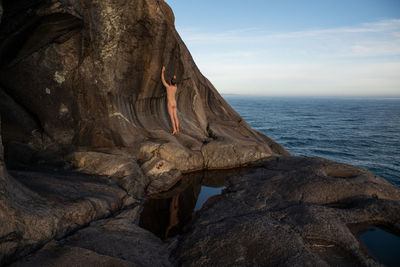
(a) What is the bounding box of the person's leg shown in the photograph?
[168,106,177,134]
[173,107,179,133]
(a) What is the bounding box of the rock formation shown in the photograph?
[0,0,287,264]
[0,0,288,181]
[0,0,399,266]
[172,157,400,266]
[10,207,174,267]
[0,113,141,265]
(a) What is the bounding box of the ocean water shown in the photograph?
[225,96,400,187]
[360,227,400,266]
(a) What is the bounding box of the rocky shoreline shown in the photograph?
[3,156,400,266]
[0,0,399,266]
[172,156,400,266]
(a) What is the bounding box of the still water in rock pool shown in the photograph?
[139,168,252,239]
[359,226,400,267]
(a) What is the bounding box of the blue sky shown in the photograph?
[167,0,400,96]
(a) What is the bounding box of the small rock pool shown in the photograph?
[359,226,400,266]
[139,168,251,239]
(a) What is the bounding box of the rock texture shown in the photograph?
[10,241,135,267]
[0,131,129,264]
[11,207,174,267]
[1,0,399,266]
[0,0,288,181]
[0,116,171,266]
[0,0,288,263]
[172,156,400,266]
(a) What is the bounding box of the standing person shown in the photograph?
[161,66,179,135]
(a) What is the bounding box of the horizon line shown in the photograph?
[221,93,400,98]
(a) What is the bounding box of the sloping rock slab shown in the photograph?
[9,168,127,206]
[10,241,133,267]
[11,206,173,267]
[1,167,128,265]
[62,216,173,266]
[172,156,400,266]
[68,151,149,200]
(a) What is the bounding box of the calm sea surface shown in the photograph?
[225,96,400,187]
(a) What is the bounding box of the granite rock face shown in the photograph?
[1,0,399,266]
[0,0,288,177]
[172,157,400,266]
[0,0,288,264]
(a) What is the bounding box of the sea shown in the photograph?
[224,96,400,187]
[141,95,400,264]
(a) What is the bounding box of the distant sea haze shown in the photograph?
[226,96,400,187]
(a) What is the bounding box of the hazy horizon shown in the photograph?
[221,93,400,98]
[168,0,400,97]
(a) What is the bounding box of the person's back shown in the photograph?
[166,84,177,107]
[161,66,179,135]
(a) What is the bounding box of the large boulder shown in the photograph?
[0,0,288,264]
[0,0,288,176]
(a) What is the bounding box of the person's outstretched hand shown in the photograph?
[162,66,166,72]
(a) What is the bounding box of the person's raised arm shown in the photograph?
[161,66,169,88]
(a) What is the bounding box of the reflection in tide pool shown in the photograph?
[139,168,252,239]
[359,226,400,266]
[195,186,226,211]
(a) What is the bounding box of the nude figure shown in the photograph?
[161,66,179,135]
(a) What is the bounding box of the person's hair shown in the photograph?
[170,78,176,85]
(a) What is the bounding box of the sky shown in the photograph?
[167,0,400,96]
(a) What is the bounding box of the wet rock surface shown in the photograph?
[172,156,400,266]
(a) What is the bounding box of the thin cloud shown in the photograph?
[180,19,400,41]
[180,19,400,58]
[177,19,400,96]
